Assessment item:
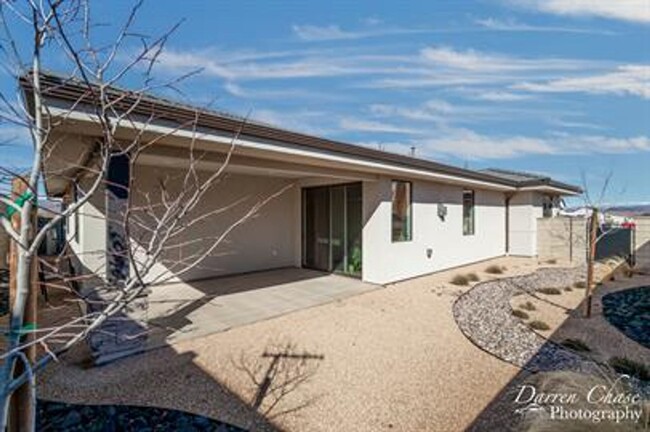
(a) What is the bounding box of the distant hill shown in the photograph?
[603,204,650,217]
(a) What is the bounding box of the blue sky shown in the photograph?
[2,0,649,204]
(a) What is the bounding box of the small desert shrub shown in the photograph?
[450,274,469,286]
[529,320,550,331]
[563,286,573,292]
[520,301,536,311]
[485,264,504,274]
[573,280,586,289]
[512,309,529,319]
[537,287,562,295]
[561,338,591,352]
[466,272,480,282]
[609,357,650,381]
[546,258,557,264]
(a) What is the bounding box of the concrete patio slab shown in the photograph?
[146,268,381,345]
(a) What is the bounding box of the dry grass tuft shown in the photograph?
[609,357,650,382]
[467,272,480,282]
[450,274,469,286]
[528,320,550,331]
[520,301,537,311]
[512,309,529,320]
[485,265,504,274]
[537,287,562,295]
[560,338,591,352]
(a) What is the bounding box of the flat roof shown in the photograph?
[21,72,582,195]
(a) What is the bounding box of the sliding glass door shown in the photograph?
[302,183,362,277]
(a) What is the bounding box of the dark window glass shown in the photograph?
[463,190,475,236]
[392,180,412,242]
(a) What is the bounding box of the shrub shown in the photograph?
[561,338,591,352]
[608,357,650,381]
[546,259,558,264]
[574,281,587,289]
[564,286,573,292]
[512,309,529,319]
[450,275,469,286]
[485,265,504,274]
[529,320,550,331]
[467,272,480,282]
[537,287,562,295]
[520,301,536,311]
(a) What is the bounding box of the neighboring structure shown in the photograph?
[25,74,582,287]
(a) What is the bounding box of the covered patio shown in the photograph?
[146,268,381,347]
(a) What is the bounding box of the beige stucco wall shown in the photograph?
[362,178,507,284]
[130,165,298,283]
[508,191,545,257]
[635,216,650,267]
[536,217,588,263]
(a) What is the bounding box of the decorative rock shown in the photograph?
[453,266,600,373]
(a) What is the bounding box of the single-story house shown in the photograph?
[25,73,581,288]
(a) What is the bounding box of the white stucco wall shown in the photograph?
[508,191,544,257]
[362,178,507,284]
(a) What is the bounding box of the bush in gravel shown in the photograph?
[485,265,504,274]
[574,281,586,289]
[529,320,550,331]
[520,301,536,311]
[546,259,558,264]
[563,286,573,292]
[467,272,480,282]
[512,309,529,319]
[609,357,650,381]
[450,275,469,286]
[560,338,591,352]
[537,287,562,295]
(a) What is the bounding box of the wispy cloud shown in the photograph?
[474,17,615,34]
[465,90,532,101]
[371,128,650,160]
[292,23,432,41]
[506,0,650,24]
[339,118,421,134]
[421,46,596,72]
[514,65,650,99]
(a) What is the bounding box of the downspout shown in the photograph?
[505,193,514,255]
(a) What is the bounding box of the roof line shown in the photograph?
[20,72,582,194]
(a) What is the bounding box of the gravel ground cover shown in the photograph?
[452,266,601,373]
[40,257,538,432]
[37,399,245,431]
[603,285,650,349]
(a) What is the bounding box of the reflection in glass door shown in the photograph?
[302,183,362,277]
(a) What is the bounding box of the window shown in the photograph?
[462,189,475,236]
[391,180,412,242]
[542,195,554,218]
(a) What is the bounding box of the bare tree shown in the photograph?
[0,1,292,430]
[579,171,633,318]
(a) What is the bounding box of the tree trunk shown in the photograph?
[8,177,38,432]
[584,208,598,318]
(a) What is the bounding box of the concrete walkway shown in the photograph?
[147,268,380,345]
